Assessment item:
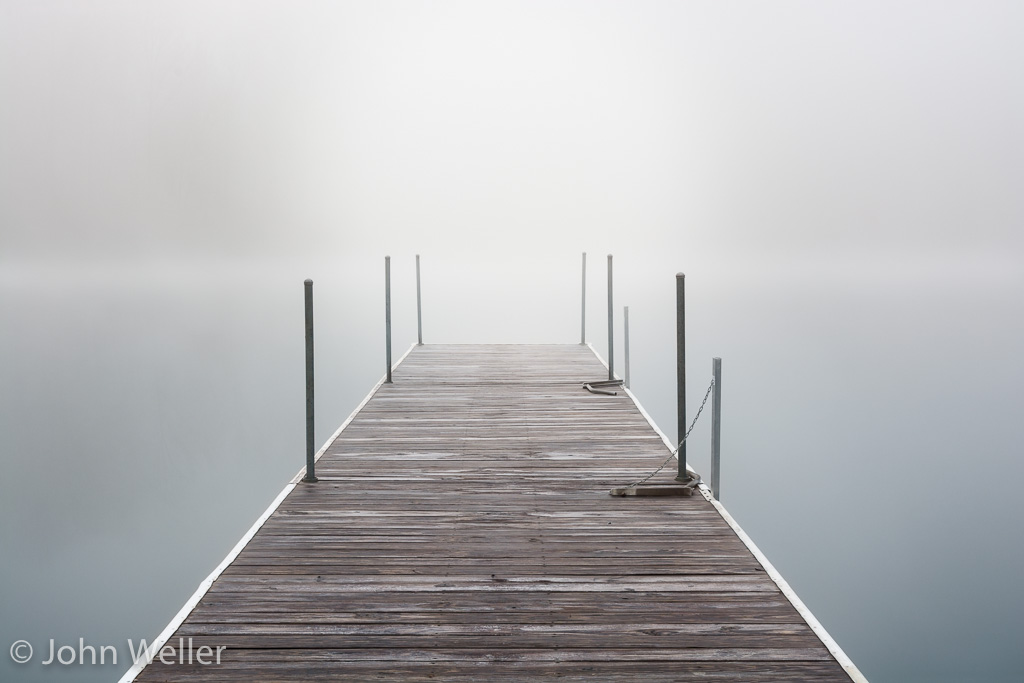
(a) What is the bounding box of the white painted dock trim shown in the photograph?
[586,342,868,682]
[120,342,865,682]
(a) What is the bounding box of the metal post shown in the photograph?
[675,273,687,481]
[302,279,318,483]
[711,357,722,500]
[385,256,392,384]
[623,305,630,389]
[580,252,586,344]
[416,254,423,345]
[607,254,614,381]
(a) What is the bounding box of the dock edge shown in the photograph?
[117,343,419,683]
[585,342,868,683]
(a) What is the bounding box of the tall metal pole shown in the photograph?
[416,254,423,345]
[302,279,318,483]
[385,256,392,384]
[675,273,687,481]
[623,305,630,389]
[607,254,614,381]
[580,252,586,344]
[711,357,722,500]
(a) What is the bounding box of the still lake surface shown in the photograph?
[2,258,1022,682]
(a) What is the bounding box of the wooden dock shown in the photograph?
[126,344,862,681]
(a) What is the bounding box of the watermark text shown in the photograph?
[9,638,226,666]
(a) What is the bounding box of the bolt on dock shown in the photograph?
[122,343,865,682]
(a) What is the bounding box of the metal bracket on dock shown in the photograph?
[583,379,624,396]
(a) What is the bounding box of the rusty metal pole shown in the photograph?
[675,273,687,481]
[302,279,318,483]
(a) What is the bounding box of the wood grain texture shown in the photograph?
[134,344,850,681]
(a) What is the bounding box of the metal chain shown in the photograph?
[622,376,715,488]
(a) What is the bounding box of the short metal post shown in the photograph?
[711,357,722,500]
[623,305,630,389]
[580,252,586,344]
[302,279,318,483]
[385,256,392,384]
[416,254,423,345]
[675,273,687,481]
[607,254,614,381]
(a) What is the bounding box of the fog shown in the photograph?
[2,2,1022,681]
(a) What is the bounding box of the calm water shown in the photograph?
[2,259,1022,682]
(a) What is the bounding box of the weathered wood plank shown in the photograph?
[132,344,849,682]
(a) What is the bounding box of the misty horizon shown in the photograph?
[3,2,1022,682]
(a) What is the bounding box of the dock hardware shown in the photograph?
[583,378,623,395]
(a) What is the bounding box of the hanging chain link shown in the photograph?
[622,376,715,489]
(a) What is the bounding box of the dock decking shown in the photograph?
[128,344,858,681]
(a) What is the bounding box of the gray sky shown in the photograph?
[3,1,1020,273]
